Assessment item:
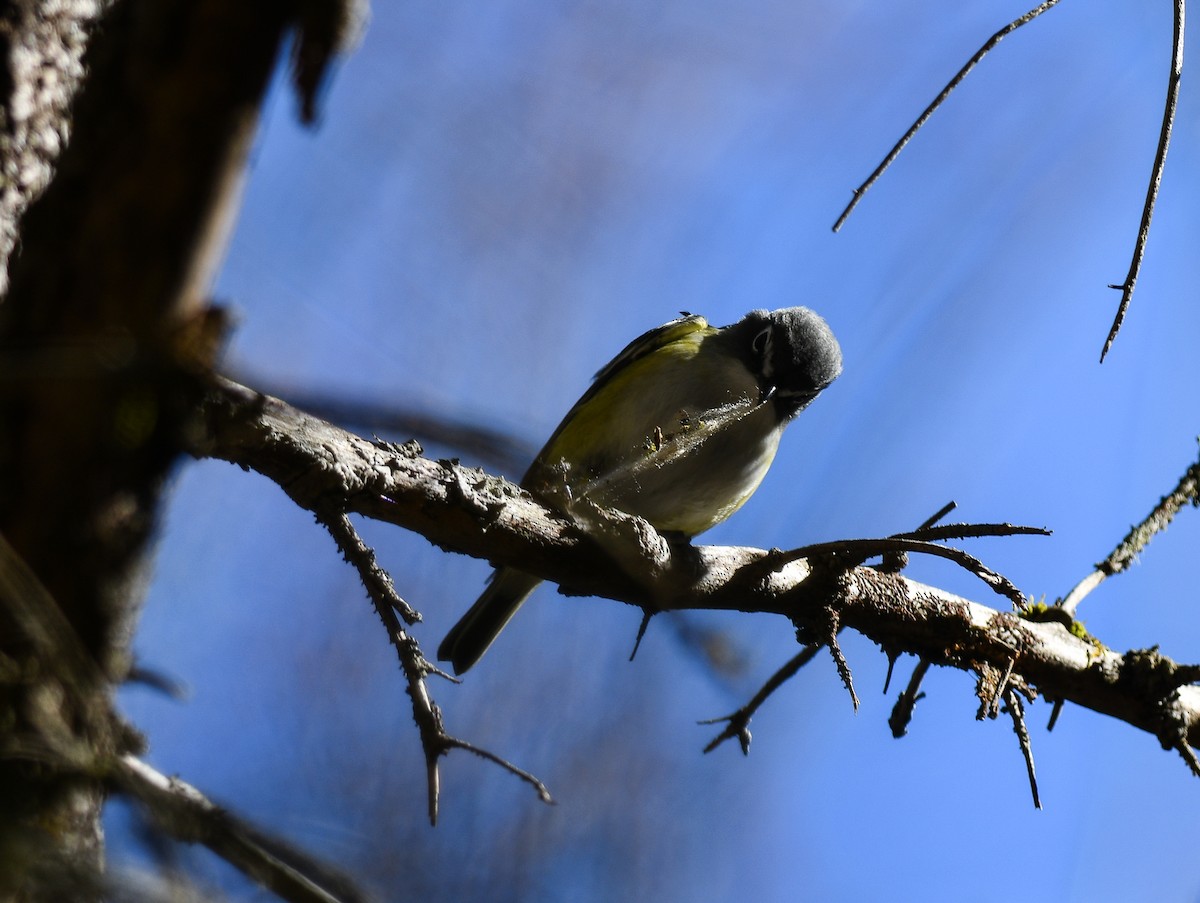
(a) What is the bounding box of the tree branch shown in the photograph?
[701,642,827,755]
[1101,0,1185,361]
[195,375,1200,769]
[317,511,553,824]
[1059,444,1200,616]
[832,0,1063,232]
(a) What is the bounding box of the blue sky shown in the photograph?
[113,2,1200,901]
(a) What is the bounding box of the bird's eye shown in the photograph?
[751,326,771,356]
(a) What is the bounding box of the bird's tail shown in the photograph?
[437,568,542,674]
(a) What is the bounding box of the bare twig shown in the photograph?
[629,609,654,661]
[701,643,826,754]
[879,502,963,573]
[1059,447,1200,616]
[1057,570,1107,619]
[882,649,900,694]
[781,536,1032,609]
[443,738,554,804]
[1101,0,1186,361]
[823,609,860,710]
[892,522,1050,543]
[318,511,551,823]
[888,659,930,738]
[1047,698,1065,731]
[976,658,1016,721]
[1003,688,1042,809]
[832,0,1063,232]
[1093,447,1199,578]
[918,501,959,530]
[1175,740,1200,778]
[125,665,190,701]
[320,512,443,821]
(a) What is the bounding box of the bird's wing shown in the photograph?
[523,313,710,482]
[590,313,709,387]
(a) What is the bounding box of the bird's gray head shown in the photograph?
[732,307,842,420]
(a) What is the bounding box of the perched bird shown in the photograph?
[438,307,842,674]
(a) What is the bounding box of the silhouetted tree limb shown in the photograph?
[0,0,359,897]
[196,375,1200,780]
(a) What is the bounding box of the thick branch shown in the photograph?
[0,1,303,888]
[196,376,1200,756]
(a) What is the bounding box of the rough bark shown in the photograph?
[0,2,295,897]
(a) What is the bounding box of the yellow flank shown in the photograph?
[538,328,709,479]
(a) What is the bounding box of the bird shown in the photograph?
[437,306,842,674]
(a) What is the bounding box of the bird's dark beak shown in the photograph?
[773,388,820,421]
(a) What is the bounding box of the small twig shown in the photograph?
[701,642,826,754]
[824,609,860,711]
[113,755,368,903]
[319,511,550,823]
[1175,740,1200,779]
[1003,687,1042,809]
[629,609,654,661]
[443,738,554,804]
[1047,698,1065,732]
[882,649,900,694]
[320,511,442,820]
[1057,570,1107,619]
[1094,447,1200,578]
[892,522,1050,543]
[918,500,958,531]
[782,537,1031,609]
[322,512,421,626]
[1101,0,1185,361]
[888,659,930,738]
[832,0,1063,232]
[976,657,1016,720]
[1059,447,1200,616]
[881,503,963,573]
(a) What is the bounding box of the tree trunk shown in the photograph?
[0,2,293,897]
